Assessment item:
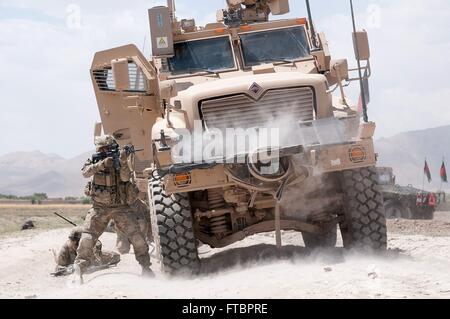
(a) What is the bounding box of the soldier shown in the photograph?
[53,227,120,277]
[72,135,154,284]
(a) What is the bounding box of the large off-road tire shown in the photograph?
[148,178,200,275]
[412,207,435,220]
[302,225,337,249]
[421,208,435,220]
[339,167,387,251]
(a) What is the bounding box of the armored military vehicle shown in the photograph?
[377,167,436,220]
[90,0,387,274]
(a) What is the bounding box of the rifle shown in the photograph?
[51,265,75,277]
[54,212,77,227]
[92,145,143,171]
[51,263,118,277]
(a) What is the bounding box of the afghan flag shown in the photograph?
[441,161,448,183]
[424,160,432,183]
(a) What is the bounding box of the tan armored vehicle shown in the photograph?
[377,167,436,220]
[90,0,387,274]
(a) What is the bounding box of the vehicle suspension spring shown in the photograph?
[209,215,229,235]
[207,189,226,210]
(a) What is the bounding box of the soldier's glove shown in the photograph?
[103,157,114,168]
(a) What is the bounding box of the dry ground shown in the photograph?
[0,205,89,235]
[0,210,450,299]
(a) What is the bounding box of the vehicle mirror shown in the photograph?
[111,58,130,91]
[160,80,178,100]
[330,59,349,81]
[353,30,370,61]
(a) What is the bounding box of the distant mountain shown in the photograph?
[375,125,450,192]
[0,151,91,197]
[0,125,448,197]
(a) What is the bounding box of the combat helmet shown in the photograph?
[69,227,83,242]
[94,135,117,152]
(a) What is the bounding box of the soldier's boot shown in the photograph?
[137,254,154,278]
[141,266,155,278]
[70,264,84,285]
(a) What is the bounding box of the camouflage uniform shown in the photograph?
[54,228,120,276]
[74,136,152,276]
[116,199,153,254]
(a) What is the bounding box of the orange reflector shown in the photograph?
[175,174,190,182]
[349,146,367,163]
[240,25,252,32]
[174,173,192,186]
[215,28,226,34]
[296,18,307,25]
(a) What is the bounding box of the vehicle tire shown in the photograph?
[421,207,435,220]
[148,177,200,275]
[338,167,387,251]
[384,200,405,219]
[302,225,337,249]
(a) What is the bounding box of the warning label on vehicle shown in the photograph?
[156,37,169,49]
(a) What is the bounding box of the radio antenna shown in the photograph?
[305,0,318,49]
[350,0,369,123]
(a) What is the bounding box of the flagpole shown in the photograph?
[422,157,426,191]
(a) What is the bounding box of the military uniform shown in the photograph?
[54,228,120,276]
[115,199,153,254]
[74,136,152,277]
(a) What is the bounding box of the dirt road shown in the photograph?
[1,212,450,299]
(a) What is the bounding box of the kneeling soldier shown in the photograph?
[52,227,120,277]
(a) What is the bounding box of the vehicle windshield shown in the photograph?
[168,37,235,75]
[240,26,311,67]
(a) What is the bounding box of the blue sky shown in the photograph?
[0,0,449,158]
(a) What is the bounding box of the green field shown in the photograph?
[0,204,90,235]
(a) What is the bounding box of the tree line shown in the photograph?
[0,193,91,205]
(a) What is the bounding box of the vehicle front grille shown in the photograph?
[200,87,315,130]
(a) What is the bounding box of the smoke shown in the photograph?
[171,91,361,166]
[39,232,450,299]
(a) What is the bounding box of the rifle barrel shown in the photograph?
[54,212,77,227]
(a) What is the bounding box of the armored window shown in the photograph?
[168,36,235,75]
[240,26,311,67]
[93,61,147,93]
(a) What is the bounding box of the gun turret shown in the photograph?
[218,0,289,27]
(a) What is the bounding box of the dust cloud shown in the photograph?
[1,216,450,299]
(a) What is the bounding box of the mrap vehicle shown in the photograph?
[377,167,436,220]
[90,0,387,274]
